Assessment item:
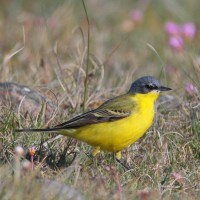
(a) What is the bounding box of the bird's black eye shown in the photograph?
[145,84,156,90]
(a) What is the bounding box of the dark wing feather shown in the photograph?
[55,94,136,129]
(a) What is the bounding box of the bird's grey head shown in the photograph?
[128,76,171,94]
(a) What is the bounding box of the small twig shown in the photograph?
[42,135,64,149]
[82,0,90,112]
[53,42,66,92]
[102,38,127,67]
[17,95,26,128]
[3,26,26,66]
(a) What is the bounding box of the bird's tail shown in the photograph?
[15,127,62,133]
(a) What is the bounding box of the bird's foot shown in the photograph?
[116,151,122,160]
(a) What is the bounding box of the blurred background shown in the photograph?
[1,0,199,92]
[0,1,200,199]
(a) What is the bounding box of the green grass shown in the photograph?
[0,0,200,199]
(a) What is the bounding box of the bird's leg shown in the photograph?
[116,151,122,160]
[115,151,131,170]
[91,147,101,168]
[92,146,100,157]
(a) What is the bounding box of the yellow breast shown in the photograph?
[63,91,159,152]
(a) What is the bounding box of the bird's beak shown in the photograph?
[158,86,172,91]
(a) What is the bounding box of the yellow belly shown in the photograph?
[60,92,158,152]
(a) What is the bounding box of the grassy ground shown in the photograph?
[0,0,200,199]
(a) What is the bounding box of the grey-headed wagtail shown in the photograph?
[16,76,171,159]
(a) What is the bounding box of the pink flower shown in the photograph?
[129,9,143,23]
[29,146,36,157]
[181,22,196,40]
[22,160,32,171]
[184,83,198,95]
[29,146,36,171]
[168,36,183,51]
[164,21,180,36]
[15,146,24,157]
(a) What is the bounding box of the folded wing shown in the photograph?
[55,94,136,129]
